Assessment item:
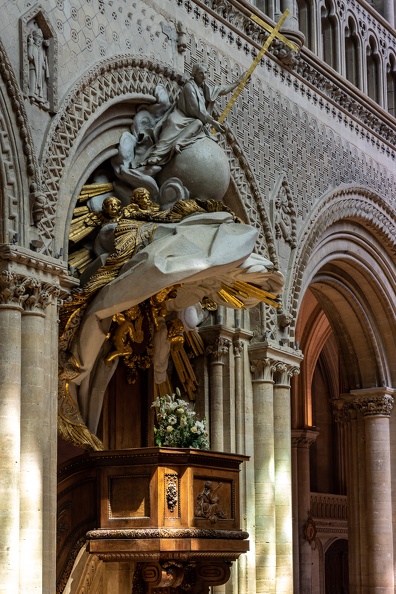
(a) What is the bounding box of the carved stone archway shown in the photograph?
[37,56,277,264]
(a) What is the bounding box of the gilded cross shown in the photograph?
[213,9,298,131]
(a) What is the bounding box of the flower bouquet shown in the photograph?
[151,389,210,449]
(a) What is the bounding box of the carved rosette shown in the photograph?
[0,271,60,313]
[354,394,394,417]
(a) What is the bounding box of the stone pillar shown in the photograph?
[43,300,60,593]
[250,356,276,594]
[291,428,319,594]
[333,400,363,594]
[273,363,299,593]
[352,388,395,594]
[0,245,66,594]
[20,279,59,593]
[0,272,24,593]
[206,336,231,452]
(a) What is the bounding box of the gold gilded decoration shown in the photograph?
[69,196,123,244]
[167,318,198,401]
[218,280,281,309]
[211,9,298,133]
[105,301,155,384]
[59,185,271,450]
[150,286,179,331]
[195,481,227,524]
[78,182,114,202]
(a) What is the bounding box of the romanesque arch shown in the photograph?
[37,56,277,264]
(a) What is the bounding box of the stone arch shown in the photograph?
[0,39,39,246]
[38,55,276,263]
[289,185,396,389]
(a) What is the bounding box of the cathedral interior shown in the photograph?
[0,0,395,593]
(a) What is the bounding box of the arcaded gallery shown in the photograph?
[0,0,395,592]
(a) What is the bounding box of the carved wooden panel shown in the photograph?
[109,474,150,519]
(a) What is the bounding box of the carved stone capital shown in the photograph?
[331,400,357,423]
[354,394,394,417]
[233,339,244,357]
[250,358,273,382]
[272,361,300,385]
[0,271,60,313]
[206,337,231,363]
[291,428,319,449]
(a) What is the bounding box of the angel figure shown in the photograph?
[104,305,144,365]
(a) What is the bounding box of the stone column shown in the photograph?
[352,388,395,594]
[0,272,24,593]
[250,356,276,594]
[291,428,319,594]
[333,400,363,594]
[19,278,59,594]
[0,245,66,594]
[206,337,231,452]
[273,363,299,593]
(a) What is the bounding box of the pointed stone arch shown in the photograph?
[0,39,39,246]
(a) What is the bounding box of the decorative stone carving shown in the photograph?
[271,176,297,248]
[206,337,231,364]
[250,358,273,382]
[176,21,188,53]
[0,271,59,312]
[332,400,357,423]
[38,57,276,258]
[20,6,57,111]
[233,339,244,357]
[354,394,394,417]
[287,189,396,338]
[291,429,319,448]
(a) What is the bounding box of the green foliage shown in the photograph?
[151,389,210,449]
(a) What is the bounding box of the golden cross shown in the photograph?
[212,9,298,131]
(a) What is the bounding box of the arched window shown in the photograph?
[321,0,337,70]
[297,0,313,50]
[345,17,360,88]
[386,54,396,117]
[367,36,381,104]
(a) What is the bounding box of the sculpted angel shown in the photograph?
[60,186,283,451]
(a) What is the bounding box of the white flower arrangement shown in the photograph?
[151,389,210,449]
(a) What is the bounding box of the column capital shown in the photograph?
[272,361,300,386]
[349,387,396,418]
[233,339,244,358]
[331,399,357,423]
[205,336,231,364]
[0,271,61,313]
[291,428,319,449]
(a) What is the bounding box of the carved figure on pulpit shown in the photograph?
[60,182,283,451]
[111,63,248,205]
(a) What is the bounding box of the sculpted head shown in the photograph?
[102,197,122,218]
[131,187,151,210]
[192,63,207,87]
